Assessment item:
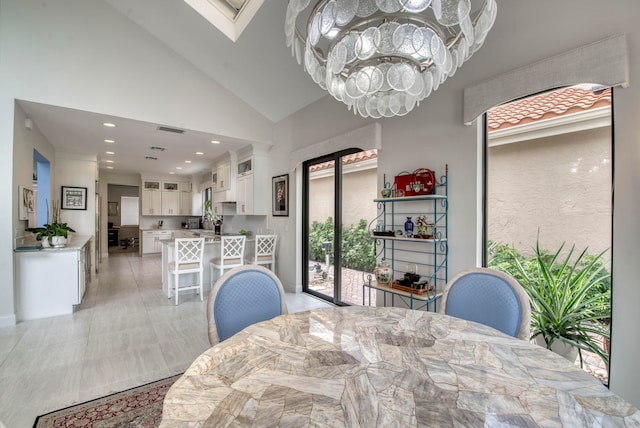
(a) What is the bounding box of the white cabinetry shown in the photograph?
[236,173,253,215]
[14,236,92,321]
[142,230,172,254]
[141,177,192,216]
[217,161,231,191]
[141,190,162,215]
[162,191,180,215]
[235,151,268,215]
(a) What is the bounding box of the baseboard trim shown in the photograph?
[0,313,17,327]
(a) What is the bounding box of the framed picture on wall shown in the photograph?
[19,186,34,220]
[272,174,289,217]
[61,186,87,210]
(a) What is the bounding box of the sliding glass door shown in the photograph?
[303,149,377,305]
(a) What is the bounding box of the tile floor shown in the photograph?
[0,252,332,427]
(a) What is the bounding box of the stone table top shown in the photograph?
[160,306,640,427]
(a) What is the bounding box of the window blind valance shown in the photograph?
[463,34,629,125]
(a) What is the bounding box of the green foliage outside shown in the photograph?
[488,240,611,367]
[309,217,376,273]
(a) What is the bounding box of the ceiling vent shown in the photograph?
[150,146,166,151]
[157,125,185,134]
[145,156,158,160]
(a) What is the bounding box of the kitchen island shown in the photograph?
[14,235,92,321]
[160,234,254,299]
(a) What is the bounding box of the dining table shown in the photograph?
[160,306,640,427]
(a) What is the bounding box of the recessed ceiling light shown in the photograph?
[196,152,204,155]
[169,171,175,175]
[104,139,115,143]
[106,151,115,155]
[185,160,192,164]
[106,166,114,169]
[103,122,116,128]
[176,167,183,170]
[105,160,114,163]
[211,140,221,144]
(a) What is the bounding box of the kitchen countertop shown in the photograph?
[14,235,92,253]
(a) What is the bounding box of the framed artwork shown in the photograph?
[272,174,289,217]
[108,201,119,216]
[61,186,87,210]
[19,186,35,220]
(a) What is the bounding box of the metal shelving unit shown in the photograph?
[363,167,448,311]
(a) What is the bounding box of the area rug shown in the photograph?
[33,374,182,428]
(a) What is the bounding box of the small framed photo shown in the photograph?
[61,186,87,210]
[272,174,289,217]
[19,186,35,220]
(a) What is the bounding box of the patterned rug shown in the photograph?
[33,374,182,428]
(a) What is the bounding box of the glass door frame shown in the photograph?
[302,148,362,305]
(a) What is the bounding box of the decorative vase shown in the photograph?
[404,217,414,238]
[51,236,67,248]
[374,259,392,284]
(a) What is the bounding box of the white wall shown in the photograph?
[273,0,640,407]
[2,0,640,408]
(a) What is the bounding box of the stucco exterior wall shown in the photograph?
[488,126,611,257]
[309,168,377,228]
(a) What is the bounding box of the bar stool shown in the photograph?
[245,234,277,273]
[209,235,246,284]
[167,237,205,305]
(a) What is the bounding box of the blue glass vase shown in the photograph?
[404,217,414,238]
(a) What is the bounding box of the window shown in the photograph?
[121,196,139,226]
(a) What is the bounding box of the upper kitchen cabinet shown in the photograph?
[142,180,161,191]
[141,189,162,215]
[217,161,231,191]
[236,147,269,215]
[141,175,193,216]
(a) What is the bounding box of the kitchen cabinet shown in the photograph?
[217,161,231,191]
[141,190,162,215]
[213,189,236,215]
[235,151,268,215]
[142,180,161,191]
[142,230,172,254]
[236,173,253,214]
[162,191,180,215]
[14,235,92,320]
[162,181,179,191]
[180,192,192,215]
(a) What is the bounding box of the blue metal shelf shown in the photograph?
[365,166,448,311]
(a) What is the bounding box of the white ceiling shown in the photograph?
[19,0,326,178]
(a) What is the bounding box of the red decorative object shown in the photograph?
[394,169,436,196]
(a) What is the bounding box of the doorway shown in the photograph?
[302,149,377,305]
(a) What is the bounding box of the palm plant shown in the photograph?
[513,240,610,367]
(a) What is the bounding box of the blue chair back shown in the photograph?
[207,265,288,344]
[441,268,530,340]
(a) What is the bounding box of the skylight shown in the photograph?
[184,0,264,42]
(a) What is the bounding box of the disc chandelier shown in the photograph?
[285,0,497,118]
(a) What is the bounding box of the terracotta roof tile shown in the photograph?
[488,86,611,131]
[309,149,377,172]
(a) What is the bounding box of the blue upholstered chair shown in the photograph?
[207,265,288,345]
[438,268,531,340]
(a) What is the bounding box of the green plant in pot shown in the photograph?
[513,240,610,368]
[26,200,75,247]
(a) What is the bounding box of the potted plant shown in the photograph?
[26,200,75,247]
[512,240,610,368]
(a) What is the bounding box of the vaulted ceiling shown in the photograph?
[19,1,326,177]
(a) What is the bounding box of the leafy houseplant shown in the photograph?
[26,200,75,246]
[512,240,610,367]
